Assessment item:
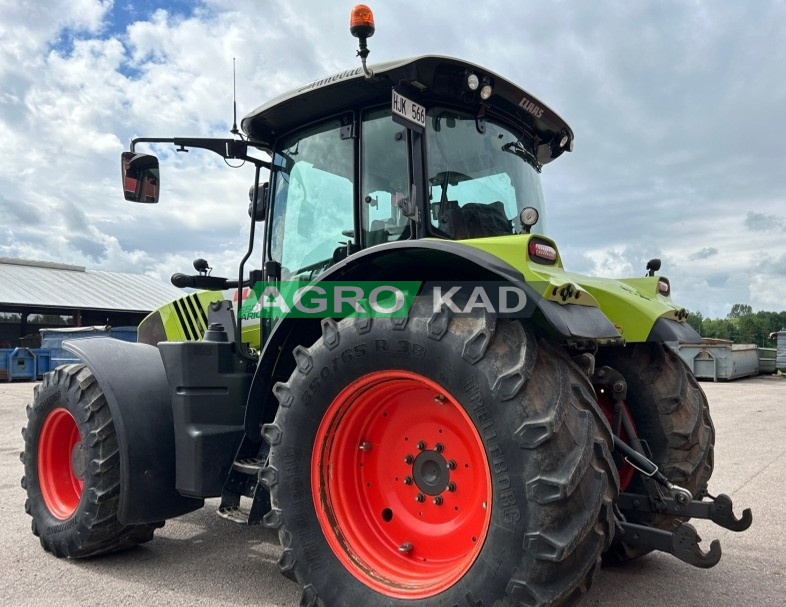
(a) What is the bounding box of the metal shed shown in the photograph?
[0,257,182,348]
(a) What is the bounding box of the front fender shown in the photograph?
[243,240,620,436]
[63,338,203,524]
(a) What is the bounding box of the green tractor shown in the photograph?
[21,6,750,606]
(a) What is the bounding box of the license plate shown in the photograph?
[392,89,426,132]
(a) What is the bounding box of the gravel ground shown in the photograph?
[1,375,783,607]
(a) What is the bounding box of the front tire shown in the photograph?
[262,301,618,607]
[21,364,162,557]
[598,343,715,561]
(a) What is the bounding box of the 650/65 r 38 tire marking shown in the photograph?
[312,370,492,598]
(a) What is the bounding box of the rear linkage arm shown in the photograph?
[589,364,753,569]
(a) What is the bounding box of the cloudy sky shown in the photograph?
[1,0,784,319]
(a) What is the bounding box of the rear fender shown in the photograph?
[63,338,203,525]
[243,240,620,436]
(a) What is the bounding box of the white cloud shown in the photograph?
[0,0,785,319]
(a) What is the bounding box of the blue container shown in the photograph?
[0,348,12,381]
[8,347,36,381]
[668,342,759,381]
[109,327,138,342]
[40,326,138,370]
[32,349,52,379]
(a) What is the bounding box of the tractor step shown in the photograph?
[217,437,271,525]
[217,505,253,524]
[232,457,266,474]
[217,479,270,525]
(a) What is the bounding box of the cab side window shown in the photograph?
[361,108,410,247]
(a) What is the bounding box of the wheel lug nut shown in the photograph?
[417,441,426,451]
[415,493,425,502]
[404,454,414,464]
[398,542,413,553]
[433,496,443,506]
[447,482,456,492]
[447,459,456,470]
[434,442,444,453]
[359,441,372,451]
[403,476,413,485]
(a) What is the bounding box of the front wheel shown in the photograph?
[21,364,162,557]
[597,343,715,561]
[262,301,618,607]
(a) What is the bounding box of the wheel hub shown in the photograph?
[412,449,449,495]
[70,441,85,480]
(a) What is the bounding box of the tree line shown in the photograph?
[687,304,786,347]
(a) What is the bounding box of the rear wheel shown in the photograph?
[597,343,715,561]
[262,300,618,607]
[21,364,163,557]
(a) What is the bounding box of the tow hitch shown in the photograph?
[616,490,752,568]
[592,365,753,568]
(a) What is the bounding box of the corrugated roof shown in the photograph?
[0,257,184,312]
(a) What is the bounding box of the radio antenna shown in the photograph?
[230,57,239,135]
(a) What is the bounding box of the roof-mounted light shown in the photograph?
[350,4,375,37]
[480,84,493,100]
[350,5,375,78]
[466,73,479,91]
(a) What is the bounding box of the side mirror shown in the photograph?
[121,151,160,203]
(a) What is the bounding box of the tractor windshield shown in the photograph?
[426,107,547,239]
[268,116,355,279]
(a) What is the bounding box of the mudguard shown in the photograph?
[64,338,204,525]
[648,316,702,343]
[243,239,620,436]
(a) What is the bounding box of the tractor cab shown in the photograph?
[243,54,571,281]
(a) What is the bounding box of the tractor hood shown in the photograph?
[241,55,573,164]
[460,235,694,343]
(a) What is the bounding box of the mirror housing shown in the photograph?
[121,152,160,203]
[248,182,268,221]
[646,258,662,277]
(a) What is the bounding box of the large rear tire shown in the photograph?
[262,301,618,607]
[21,364,163,557]
[598,343,715,561]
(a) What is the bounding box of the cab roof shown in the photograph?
[241,55,573,164]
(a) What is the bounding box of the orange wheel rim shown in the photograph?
[312,370,492,598]
[38,408,83,519]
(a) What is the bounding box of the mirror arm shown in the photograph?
[130,137,271,169]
